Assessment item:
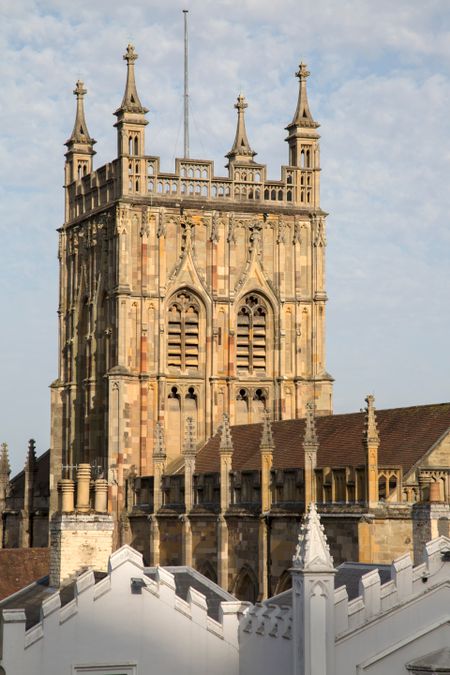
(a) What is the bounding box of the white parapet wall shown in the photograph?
[239,535,450,675]
[0,545,244,675]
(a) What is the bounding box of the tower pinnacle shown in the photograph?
[287,62,318,130]
[226,94,256,165]
[66,80,96,147]
[292,503,334,571]
[285,62,320,168]
[115,44,148,116]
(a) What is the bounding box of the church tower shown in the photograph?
[50,47,333,527]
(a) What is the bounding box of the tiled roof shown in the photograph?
[195,403,450,475]
[0,548,50,601]
[0,570,107,630]
[266,561,392,606]
[9,449,50,497]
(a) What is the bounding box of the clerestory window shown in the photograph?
[236,294,267,373]
[167,291,200,371]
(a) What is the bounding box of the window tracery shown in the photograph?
[236,294,268,373]
[167,291,200,371]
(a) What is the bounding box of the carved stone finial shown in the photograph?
[296,62,310,81]
[183,417,197,457]
[364,394,379,444]
[292,503,334,571]
[219,413,234,453]
[26,439,37,468]
[153,422,167,460]
[123,43,138,65]
[303,401,318,450]
[74,80,87,99]
[260,408,274,451]
[226,93,256,164]
[0,442,10,477]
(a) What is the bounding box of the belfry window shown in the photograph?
[236,294,267,373]
[167,291,200,371]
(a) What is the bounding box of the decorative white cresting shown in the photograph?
[292,503,334,571]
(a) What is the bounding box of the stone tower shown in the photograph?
[50,46,333,521]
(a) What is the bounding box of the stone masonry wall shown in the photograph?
[49,514,114,587]
[159,517,182,566]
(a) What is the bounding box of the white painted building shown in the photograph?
[0,546,244,675]
[241,504,450,675]
[1,505,450,674]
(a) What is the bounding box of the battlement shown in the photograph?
[0,545,245,655]
[66,154,319,224]
[334,535,450,638]
[238,535,450,644]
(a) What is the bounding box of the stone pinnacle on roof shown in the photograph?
[226,94,257,164]
[153,422,167,460]
[26,439,36,469]
[115,44,149,116]
[286,62,319,131]
[363,394,379,444]
[183,417,197,457]
[0,442,10,477]
[66,80,96,147]
[260,408,274,451]
[219,413,234,454]
[292,503,334,571]
[303,401,318,451]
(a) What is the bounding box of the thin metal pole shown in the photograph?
[183,9,189,158]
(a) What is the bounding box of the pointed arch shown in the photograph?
[275,569,292,594]
[233,564,258,603]
[166,288,205,373]
[236,292,270,374]
[197,559,218,583]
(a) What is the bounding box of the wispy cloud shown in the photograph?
[1,0,449,471]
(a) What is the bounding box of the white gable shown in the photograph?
[0,545,243,675]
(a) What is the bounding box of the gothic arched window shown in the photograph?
[167,290,200,371]
[236,294,268,373]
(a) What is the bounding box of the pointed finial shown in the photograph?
[286,61,319,130]
[153,422,167,460]
[0,443,10,477]
[292,503,334,571]
[260,409,274,450]
[364,394,379,444]
[115,43,148,116]
[74,79,87,99]
[183,417,197,457]
[66,80,95,146]
[124,43,138,65]
[226,93,256,164]
[296,62,310,81]
[303,401,318,449]
[219,413,234,453]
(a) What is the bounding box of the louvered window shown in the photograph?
[236,294,267,373]
[167,291,200,371]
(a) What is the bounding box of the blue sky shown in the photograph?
[1,0,449,473]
